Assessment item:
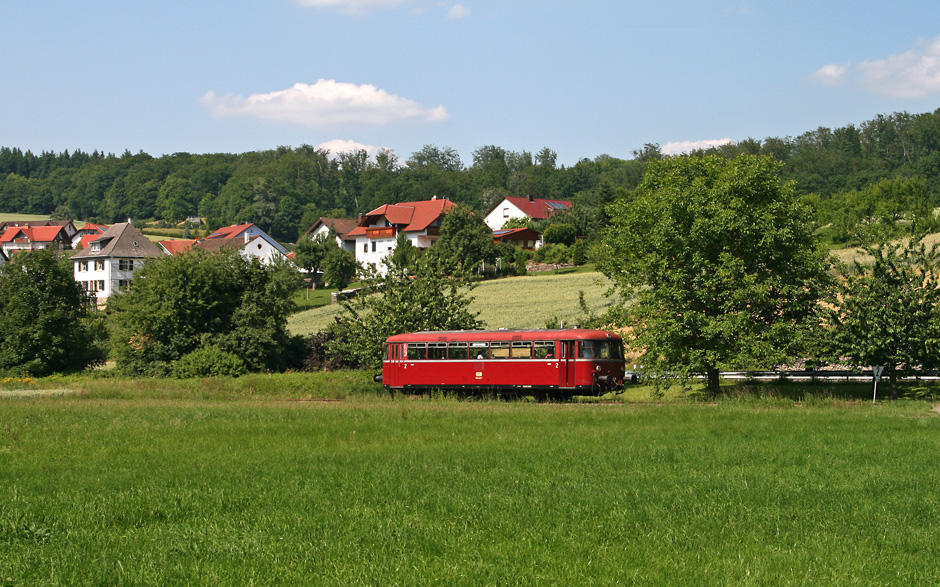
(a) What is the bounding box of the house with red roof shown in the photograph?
[348,196,457,275]
[158,234,287,266]
[0,224,73,257]
[483,195,572,231]
[72,223,110,249]
[204,223,287,255]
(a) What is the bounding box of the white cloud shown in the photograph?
[447,3,470,19]
[810,63,849,87]
[662,138,734,156]
[293,0,406,15]
[316,139,392,161]
[201,79,449,129]
[813,37,940,99]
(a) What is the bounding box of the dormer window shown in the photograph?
[91,242,101,251]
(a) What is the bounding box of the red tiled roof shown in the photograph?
[79,223,109,232]
[0,225,69,243]
[348,198,457,236]
[206,223,253,239]
[501,196,572,220]
[158,240,196,255]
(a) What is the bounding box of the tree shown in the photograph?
[294,231,334,284]
[322,247,358,290]
[826,237,940,399]
[108,248,303,375]
[598,155,832,393]
[0,250,107,375]
[429,203,495,273]
[326,255,483,368]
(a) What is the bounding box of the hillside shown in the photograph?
[287,269,625,336]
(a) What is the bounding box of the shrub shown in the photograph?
[171,345,248,378]
[542,223,577,246]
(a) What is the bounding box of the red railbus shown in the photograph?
[378,328,626,394]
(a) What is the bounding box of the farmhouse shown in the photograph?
[483,195,572,231]
[204,223,287,255]
[0,224,74,257]
[302,217,359,253]
[72,221,164,306]
[348,197,457,275]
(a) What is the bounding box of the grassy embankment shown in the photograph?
[2,377,939,585]
[288,267,624,336]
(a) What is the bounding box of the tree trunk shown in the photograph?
[706,368,721,394]
[889,368,898,401]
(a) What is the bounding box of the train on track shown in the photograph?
[376,328,628,394]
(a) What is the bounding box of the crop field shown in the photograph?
[2,376,939,585]
[0,213,50,223]
[287,269,625,336]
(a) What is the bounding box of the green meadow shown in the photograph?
[2,377,939,585]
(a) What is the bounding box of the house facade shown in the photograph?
[347,197,457,275]
[72,222,164,306]
[0,225,73,257]
[483,196,572,231]
[205,223,287,255]
[302,217,359,253]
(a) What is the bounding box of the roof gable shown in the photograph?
[72,222,164,259]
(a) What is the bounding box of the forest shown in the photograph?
[2,108,940,245]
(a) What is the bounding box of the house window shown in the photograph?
[118,279,131,290]
[371,242,377,253]
[503,208,509,218]
[79,261,88,272]
[363,243,368,253]
[94,260,105,271]
[119,259,134,271]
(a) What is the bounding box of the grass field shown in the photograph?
[287,269,624,336]
[2,376,939,585]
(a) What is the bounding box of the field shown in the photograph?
[287,269,624,336]
[2,376,940,585]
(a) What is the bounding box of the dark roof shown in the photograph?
[303,217,360,241]
[71,222,164,259]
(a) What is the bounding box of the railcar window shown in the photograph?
[428,342,447,360]
[533,341,555,359]
[449,342,469,360]
[470,342,489,359]
[383,344,389,360]
[407,343,426,360]
[511,340,532,359]
[578,340,620,359]
[490,341,511,359]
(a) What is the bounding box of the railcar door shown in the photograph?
[387,342,404,388]
[560,340,576,388]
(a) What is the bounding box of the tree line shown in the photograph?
[3,108,940,246]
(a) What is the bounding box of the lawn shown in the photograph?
[2,379,939,585]
[287,269,624,336]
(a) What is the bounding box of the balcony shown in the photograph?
[365,226,396,238]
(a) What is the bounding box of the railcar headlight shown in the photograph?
[595,365,601,372]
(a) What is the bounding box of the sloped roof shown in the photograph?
[206,223,254,239]
[72,222,164,259]
[78,223,109,233]
[0,225,70,243]
[303,217,360,241]
[500,196,572,220]
[348,198,457,236]
[192,235,259,253]
[77,234,101,250]
[157,239,196,255]
[493,227,540,239]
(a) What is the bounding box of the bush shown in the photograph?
[171,345,248,378]
[542,223,577,246]
[571,240,586,266]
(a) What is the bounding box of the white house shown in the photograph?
[204,223,287,255]
[347,197,457,275]
[302,217,359,253]
[72,222,165,306]
[483,195,572,231]
[192,234,287,265]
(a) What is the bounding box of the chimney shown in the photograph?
[244,231,250,244]
[432,195,438,200]
[528,194,534,202]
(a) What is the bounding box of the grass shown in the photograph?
[1,377,939,585]
[287,270,623,336]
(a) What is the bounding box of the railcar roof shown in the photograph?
[386,329,621,342]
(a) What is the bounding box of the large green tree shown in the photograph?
[599,155,832,392]
[429,203,495,273]
[826,237,940,399]
[326,255,483,368]
[0,250,107,375]
[108,248,302,375]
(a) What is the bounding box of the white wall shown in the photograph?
[483,199,527,231]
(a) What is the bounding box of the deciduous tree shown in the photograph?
[599,155,832,392]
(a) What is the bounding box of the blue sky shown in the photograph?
[2,1,939,166]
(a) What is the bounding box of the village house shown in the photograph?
[72,222,110,250]
[301,217,359,253]
[72,221,164,306]
[204,223,287,256]
[0,223,74,257]
[493,227,541,250]
[483,195,572,231]
[348,197,457,275]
